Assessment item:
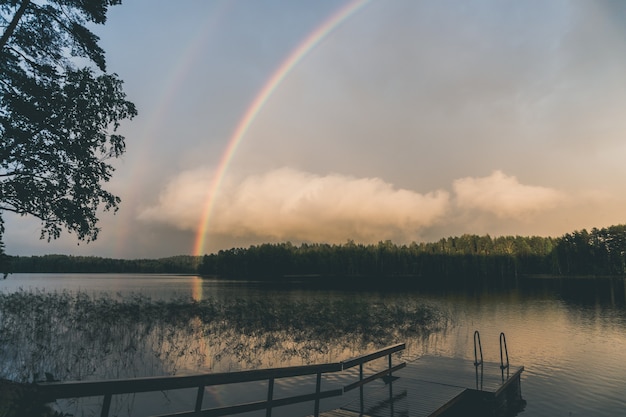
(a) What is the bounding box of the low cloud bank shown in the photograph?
[453,170,565,219]
[210,168,450,242]
[139,167,566,244]
[139,167,450,243]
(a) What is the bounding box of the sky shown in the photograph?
[4,0,626,259]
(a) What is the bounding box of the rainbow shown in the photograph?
[193,0,370,256]
[113,3,231,258]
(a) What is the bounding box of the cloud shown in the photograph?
[139,168,569,248]
[137,168,212,231]
[139,167,450,244]
[453,170,565,219]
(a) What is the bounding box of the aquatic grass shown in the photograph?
[0,290,448,384]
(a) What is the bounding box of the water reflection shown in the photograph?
[1,274,626,417]
[520,276,626,308]
[0,290,446,383]
[411,278,626,417]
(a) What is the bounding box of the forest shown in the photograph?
[197,225,626,283]
[7,254,200,274]
[5,225,626,283]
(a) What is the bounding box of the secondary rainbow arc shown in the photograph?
[193,0,370,256]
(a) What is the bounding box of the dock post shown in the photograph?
[195,385,205,412]
[266,377,275,417]
[100,393,111,417]
[314,372,321,417]
[359,363,364,415]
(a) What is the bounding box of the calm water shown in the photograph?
[2,274,626,416]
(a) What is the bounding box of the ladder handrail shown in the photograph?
[473,330,483,367]
[499,332,510,371]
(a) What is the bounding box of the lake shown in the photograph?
[1,273,626,416]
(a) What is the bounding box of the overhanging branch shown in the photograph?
[0,0,31,51]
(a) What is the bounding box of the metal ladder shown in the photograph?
[473,330,483,390]
[472,330,510,370]
[500,332,510,378]
[473,330,483,367]
[473,330,511,386]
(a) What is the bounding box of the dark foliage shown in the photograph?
[0,216,7,277]
[0,0,136,247]
[198,225,626,283]
[197,236,554,285]
[7,254,201,274]
[6,225,626,282]
[554,225,626,276]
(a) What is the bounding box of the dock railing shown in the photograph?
[342,343,406,392]
[36,344,406,417]
[341,343,406,415]
[37,362,343,417]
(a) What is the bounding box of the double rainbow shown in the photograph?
[192,0,370,256]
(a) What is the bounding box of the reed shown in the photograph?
[0,290,447,384]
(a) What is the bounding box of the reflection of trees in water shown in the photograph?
[0,291,447,383]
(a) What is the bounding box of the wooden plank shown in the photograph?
[494,366,524,397]
[404,356,524,394]
[317,410,370,417]
[325,355,523,417]
[340,379,465,417]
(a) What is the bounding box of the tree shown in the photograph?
[0,215,8,277]
[0,0,136,251]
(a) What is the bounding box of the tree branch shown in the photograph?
[0,0,31,51]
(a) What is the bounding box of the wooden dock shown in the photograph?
[318,356,524,417]
[34,340,524,417]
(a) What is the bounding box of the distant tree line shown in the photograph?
[198,225,626,283]
[197,236,553,286]
[7,254,200,274]
[5,225,626,281]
